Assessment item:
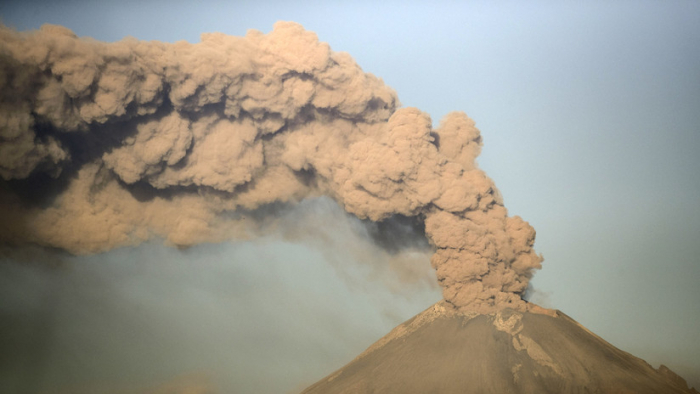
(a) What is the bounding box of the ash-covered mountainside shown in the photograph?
[302,303,697,394]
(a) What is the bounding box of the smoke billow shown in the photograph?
[0,21,542,313]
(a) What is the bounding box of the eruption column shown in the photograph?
[0,21,542,313]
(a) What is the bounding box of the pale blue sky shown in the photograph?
[1,1,699,392]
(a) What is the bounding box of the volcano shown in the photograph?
[301,302,696,394]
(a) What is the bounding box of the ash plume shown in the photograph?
[0,21,542,313]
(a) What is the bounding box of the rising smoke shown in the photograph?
[0,21,542,313]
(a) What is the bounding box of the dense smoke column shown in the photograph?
[0,22,542,313]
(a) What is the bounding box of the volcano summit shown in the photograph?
[302,302,697,394]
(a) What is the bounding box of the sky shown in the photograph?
[1,0,699,392]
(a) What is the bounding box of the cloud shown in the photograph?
[0,21,542,312]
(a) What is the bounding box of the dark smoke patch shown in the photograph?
[364,214,429,255]
[1,171,71,208]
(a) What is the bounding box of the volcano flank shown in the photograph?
[302,303,697,394]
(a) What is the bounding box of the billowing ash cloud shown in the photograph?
[0,21,542,313]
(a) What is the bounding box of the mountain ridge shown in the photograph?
[302,301,697,394]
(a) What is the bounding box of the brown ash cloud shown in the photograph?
[0,21,542,313]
